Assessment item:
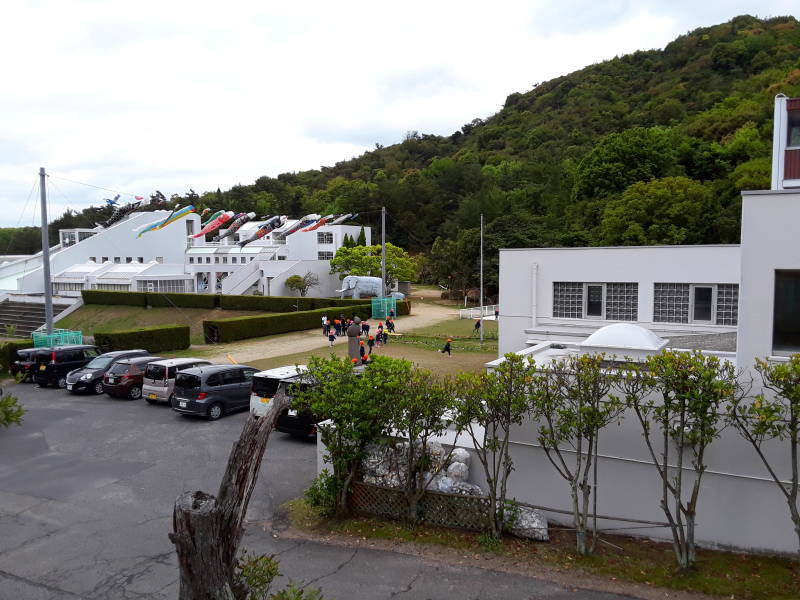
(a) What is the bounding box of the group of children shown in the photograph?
[322,310,397,350]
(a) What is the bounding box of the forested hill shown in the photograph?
[4,15,800,294]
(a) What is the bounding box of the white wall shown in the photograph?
[737,189,800,370]
[499,245,741,355]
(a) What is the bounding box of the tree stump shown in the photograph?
[169,392,290,599]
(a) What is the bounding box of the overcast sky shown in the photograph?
[1,1,797,227]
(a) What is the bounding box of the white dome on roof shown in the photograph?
[579,323,666,352]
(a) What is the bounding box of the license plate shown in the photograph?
[260,397,270,404]
[66,384,73,390]
[148,394,157,399]
[39,365,46,371]
[108,378,116,384]
[179,401,187,408]
[288,409,297,416]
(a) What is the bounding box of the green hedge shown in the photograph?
[396,300,411,316]
[145,292,216,308]
[0,340,35,373]
[218,295,365,312]
[204,304,373,343]
[93,324,190,353]
[82,290,148,307]
[82,289,217,309]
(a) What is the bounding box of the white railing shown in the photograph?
[220,259,263,295]
[459,304,499,319]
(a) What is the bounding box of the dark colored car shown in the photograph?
[103,355,164,400]
[65,349,149,395]
[11,348,47,382]
[33,345,101,388]
[172,365,257,421]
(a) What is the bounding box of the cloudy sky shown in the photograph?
[1,1,797,227]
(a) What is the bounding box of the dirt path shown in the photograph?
[196,301,458,364]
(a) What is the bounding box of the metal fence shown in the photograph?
[349,481,490,531]
[458,305,498,320]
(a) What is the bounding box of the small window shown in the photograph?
[137,257,143,263]
[189,257,194,264]
[114,257,121,264]
[243,369,254,381]
[692,286,713,322]
[156,257,163,263]
[222,256,228,264]
[317,232,333,244]
[231,257,237,264]
[206,257,211,264]
[585,284,604,318]
[774,270,800,353]
[125,257,132,263]
[89,256,96,263]
[317,251,334,260]
[102,257,108,263]
[278,256,286,261]
[214,256,220,264]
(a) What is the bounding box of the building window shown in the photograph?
[691,285,713,322]
[125,257,133,263]
[137,257,143,263]
[136,279,187,293]
[231,257,237,264]
[214,256,220,264]
[102,257,108,263]
[94,283,130,291]
[653,283,690,323]
[222,256,228,264]
[52,282,83,293]
[89,256,96,263]
[774,271,800,353]
[605,283,638,321]
[277,255,286,261]
[317,232,333,244]
[553,282,583,319]
[716,284,739,326]
[114,257,121,264]
[206,257,211,264]
[189,257,194,264]
[317,251,334,260]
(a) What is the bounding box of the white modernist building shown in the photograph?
[493,95,800,554]
[0,211,370,300]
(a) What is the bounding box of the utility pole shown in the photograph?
[479,213,484,344]
[381,206,386,298]
[39,167,54,335]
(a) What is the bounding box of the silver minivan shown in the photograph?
[142,358,212,404]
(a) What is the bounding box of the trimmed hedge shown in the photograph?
[0,339,35,373]
[146,292,216,309]
[204,304,373,343]
[218,295,365,312]
[93,324,190,353]
[396,300,412,316]
[82,290,148,307]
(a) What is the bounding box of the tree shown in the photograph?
[388,369,460,521]
[292,356,400,515]
[454,353,532,537]
[356,226,367,246]
[619,351,741,571]
[285,272,320,297]
[0,393,24,428]
[329,243,415,286]
[531,354,621,555]
[728,356,800,551]
[598,177,720,246]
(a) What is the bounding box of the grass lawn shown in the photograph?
[247,338,495,375]
[288,500,800,600]
[396,315,498,353]
[56,305,264,345]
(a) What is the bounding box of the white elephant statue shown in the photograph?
[337,275,384,299]
[390,291,405,300]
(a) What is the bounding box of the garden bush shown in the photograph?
[81,290,148,307]
[0,340,35,372]
[146,292,216,309]
[204,304,372,343]
[219,295,365,312]
[93,324,190,353]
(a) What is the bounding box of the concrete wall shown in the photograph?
[737,189,800,370]
[498,245,741,355]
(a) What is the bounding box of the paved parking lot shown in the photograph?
[0,383,630,600]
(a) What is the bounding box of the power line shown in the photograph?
[47,173,145,200]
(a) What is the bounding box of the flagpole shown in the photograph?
[479,213,484,344]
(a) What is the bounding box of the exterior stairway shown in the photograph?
[0,300,72,339]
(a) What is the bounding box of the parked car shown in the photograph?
[33,345,101,388]
[249,365,308,418]
[102,355,164,400]
[65,349,149,394]
[172,365,258,420]
[11,348,48,382]
[142,358,213,405]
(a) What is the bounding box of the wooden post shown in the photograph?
[169,392,289,600]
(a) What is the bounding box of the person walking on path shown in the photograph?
[321,315,327,336]
[473,319,481,336]
[334,320,341,336]
[389,308,395,319]
[361,320,369,336]
[494,308,499,321]
[367,335,375,354]
[386,318,395,334]
[359,341,366,358]
[328,331,336,347]
[381,330,389,345]
[440,338,452,356]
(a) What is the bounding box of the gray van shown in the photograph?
[142,358,212,404]
[172,365,257,421]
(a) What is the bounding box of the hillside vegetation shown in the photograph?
[6,15,800,295]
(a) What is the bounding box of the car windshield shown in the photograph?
[16,350,33,360]
[144,364,166,380]
[109,362,131,375]
[175,373,201,390]
[252,377,281,398]
[86,356,114,370]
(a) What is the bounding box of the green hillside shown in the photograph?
[8,15,800,295]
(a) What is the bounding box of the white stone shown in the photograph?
[447,461,469,482]
[506,506,549,541]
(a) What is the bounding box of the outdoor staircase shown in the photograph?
[0,300,72,339]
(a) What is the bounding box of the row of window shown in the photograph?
[88,256,163,264]
[135,280,188,293]
[188,255,256,264]
[552,282,739,325]
[318,251,334,260]
[317,232,334,244]
[52,282,84,292]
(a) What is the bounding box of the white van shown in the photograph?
[142,358,213,404]
[249,365,308,418]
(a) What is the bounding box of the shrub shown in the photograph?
[203,304,372,343]
[93,324,190,353]
[81,290,147,307]
[0,394,25,428]
[218,295,365,312]
[146,292,216,309]
[0,340,34,372]
[304,470,340,518]
[396,299,412,316]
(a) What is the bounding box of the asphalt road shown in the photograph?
[0,382,630,600]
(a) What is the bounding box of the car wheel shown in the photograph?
[93,381,104,395]
[207,403,223,421]
[57,376,67,389]
[129,386,142,400]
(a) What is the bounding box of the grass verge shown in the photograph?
[286,499,800,600]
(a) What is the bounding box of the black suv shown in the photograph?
[65,350,149,395]
[172,365,257,421]
[33,345,101,388]
[11,348,47,382]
